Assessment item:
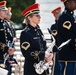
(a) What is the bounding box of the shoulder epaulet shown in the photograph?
[24,26,30,32]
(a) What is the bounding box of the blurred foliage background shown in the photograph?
[0,0,35,29]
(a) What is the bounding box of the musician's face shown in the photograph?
[0,10,7,19]
[53,12,61,20]
[28,14,41,27]
[66,1,76,10]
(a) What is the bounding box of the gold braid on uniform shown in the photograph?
[30,51,40,59]
[64,61,67,75]
[0,42,6,51]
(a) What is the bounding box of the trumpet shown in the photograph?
[34,35,55,74]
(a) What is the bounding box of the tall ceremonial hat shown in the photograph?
[52,7,61,14]
[8,7,12,15]
[0,1,8,10]
[22,3,40,17]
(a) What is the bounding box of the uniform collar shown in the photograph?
[28,24,40,31]
[28,24,36,30]
[64,7,74,15]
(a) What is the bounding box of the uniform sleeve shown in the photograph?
[58,15,76,49]
[20,31,45,61]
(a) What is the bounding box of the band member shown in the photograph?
[5,7,17,75]
[20,3,53,75]
[50,7,61,75]
[57,0,76,75]
[0,1,15,75]
[6,7,17,42]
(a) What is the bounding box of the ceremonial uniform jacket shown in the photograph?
[0,18,14,63]
[57,7,76,61]
[20,24,49,75]
[6,20,16,38]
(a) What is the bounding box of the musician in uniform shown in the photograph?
[5,7,17,75]
[0,1,15,75]
[50,7,61,75]
[57,0,76,75]
[20,3,53,75]
[6,7,17,42]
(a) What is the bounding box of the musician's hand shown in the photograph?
[8,48,15,55]
[45,53,53,62]
[45,52,50,58]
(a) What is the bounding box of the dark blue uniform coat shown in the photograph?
[57,7,76,75]
[57,8,76,61]
[20,24,49,75]
[0,19,16,75]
